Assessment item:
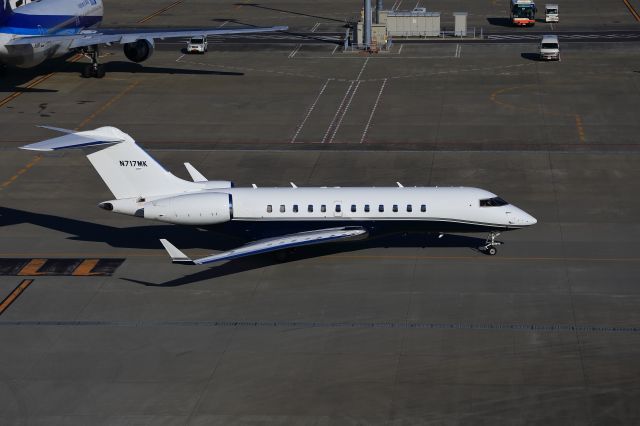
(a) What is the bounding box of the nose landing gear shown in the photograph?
[481,231,502,255]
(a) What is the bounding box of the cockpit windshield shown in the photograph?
[479,197,509,207]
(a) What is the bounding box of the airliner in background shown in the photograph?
[0,0,287,78]
[21,126,537,265]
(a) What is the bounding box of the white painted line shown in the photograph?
[331,44,339,55]
[290,79,331,143]
[311,22,320,32]
[398,44,404,55]
[288,44,302,58]
[329,80,361,143]
[395,0,404,11]
[550,23,554,31]
[355,57,370,81]
[176,53,185,62]
[322,81,355,143]
[360,78,387,143]
[218,20,229,28]
[454,44,461,58]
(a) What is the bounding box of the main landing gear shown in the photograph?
[481,231,502,256]
[80,45,105,79]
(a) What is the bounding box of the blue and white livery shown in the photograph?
[0,0,287,77]
[21,126,538,263]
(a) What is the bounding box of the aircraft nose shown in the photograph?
[523,212,537,226]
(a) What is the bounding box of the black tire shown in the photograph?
[94,64,106,79]
[487,246,497,256]
[82,64,93,78]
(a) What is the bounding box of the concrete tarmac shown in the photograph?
[1,1,640,424]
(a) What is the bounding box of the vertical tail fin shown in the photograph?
[21,126,200,200]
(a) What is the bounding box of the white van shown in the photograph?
[187,36,208,54]
[539,35,560,60]
[545,4,559,22]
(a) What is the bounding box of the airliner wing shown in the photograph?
[160,227,368,265]
[6,26,288,48]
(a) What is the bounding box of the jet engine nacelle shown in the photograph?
[123,39,154,63]
[143,192,232,225]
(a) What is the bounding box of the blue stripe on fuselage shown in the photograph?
[0,13,101,35]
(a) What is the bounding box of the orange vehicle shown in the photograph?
[510,0,537,26]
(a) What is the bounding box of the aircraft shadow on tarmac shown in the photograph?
[1,206,487,285]
[68,61,244,77]
[0,57,243,93]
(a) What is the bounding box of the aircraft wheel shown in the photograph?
[94,64,106,79]
[486,246,497,256]
[82,64,93,78]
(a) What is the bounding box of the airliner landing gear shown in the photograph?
[80,45,105,79]
[481,231,502,255]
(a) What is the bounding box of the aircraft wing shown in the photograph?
[160,227,368,265]
[6,26,288,48]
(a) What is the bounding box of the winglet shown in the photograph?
[159,239,195,264]
[184,162,207,182]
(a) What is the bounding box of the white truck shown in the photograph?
[545,4,559,22]
[539,35,560,60]
[186,36,208,54]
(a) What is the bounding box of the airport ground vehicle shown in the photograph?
[187,36,207,54]
[539,34,560,60]
[510,0,537,26]
[545,4,559,22]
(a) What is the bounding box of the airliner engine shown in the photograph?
[123,39,154,63]
[143,192,231,225]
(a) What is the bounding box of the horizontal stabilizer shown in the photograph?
[20,126,128,151]
[160,239,195,264]
[159,227,368,266]
[184,163,207,182]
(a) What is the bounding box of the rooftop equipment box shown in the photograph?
[454,12,467,36]
[385,10,440,37]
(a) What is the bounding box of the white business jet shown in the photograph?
[0,0,287,78]
[21,126,537,264]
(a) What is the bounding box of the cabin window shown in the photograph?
[293,204,298,213]
[267,205,272,213]
[335,204,342,213]
[321,205,326,213]
[378,204,384,213]
[364,204,370,212]
[308,205,313,213]
[280,205,285,213]
[407,204,412,212]
[351,204,356,212]
[392,204,398,212]
[480,197,509,207]
[421,204,426,212]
